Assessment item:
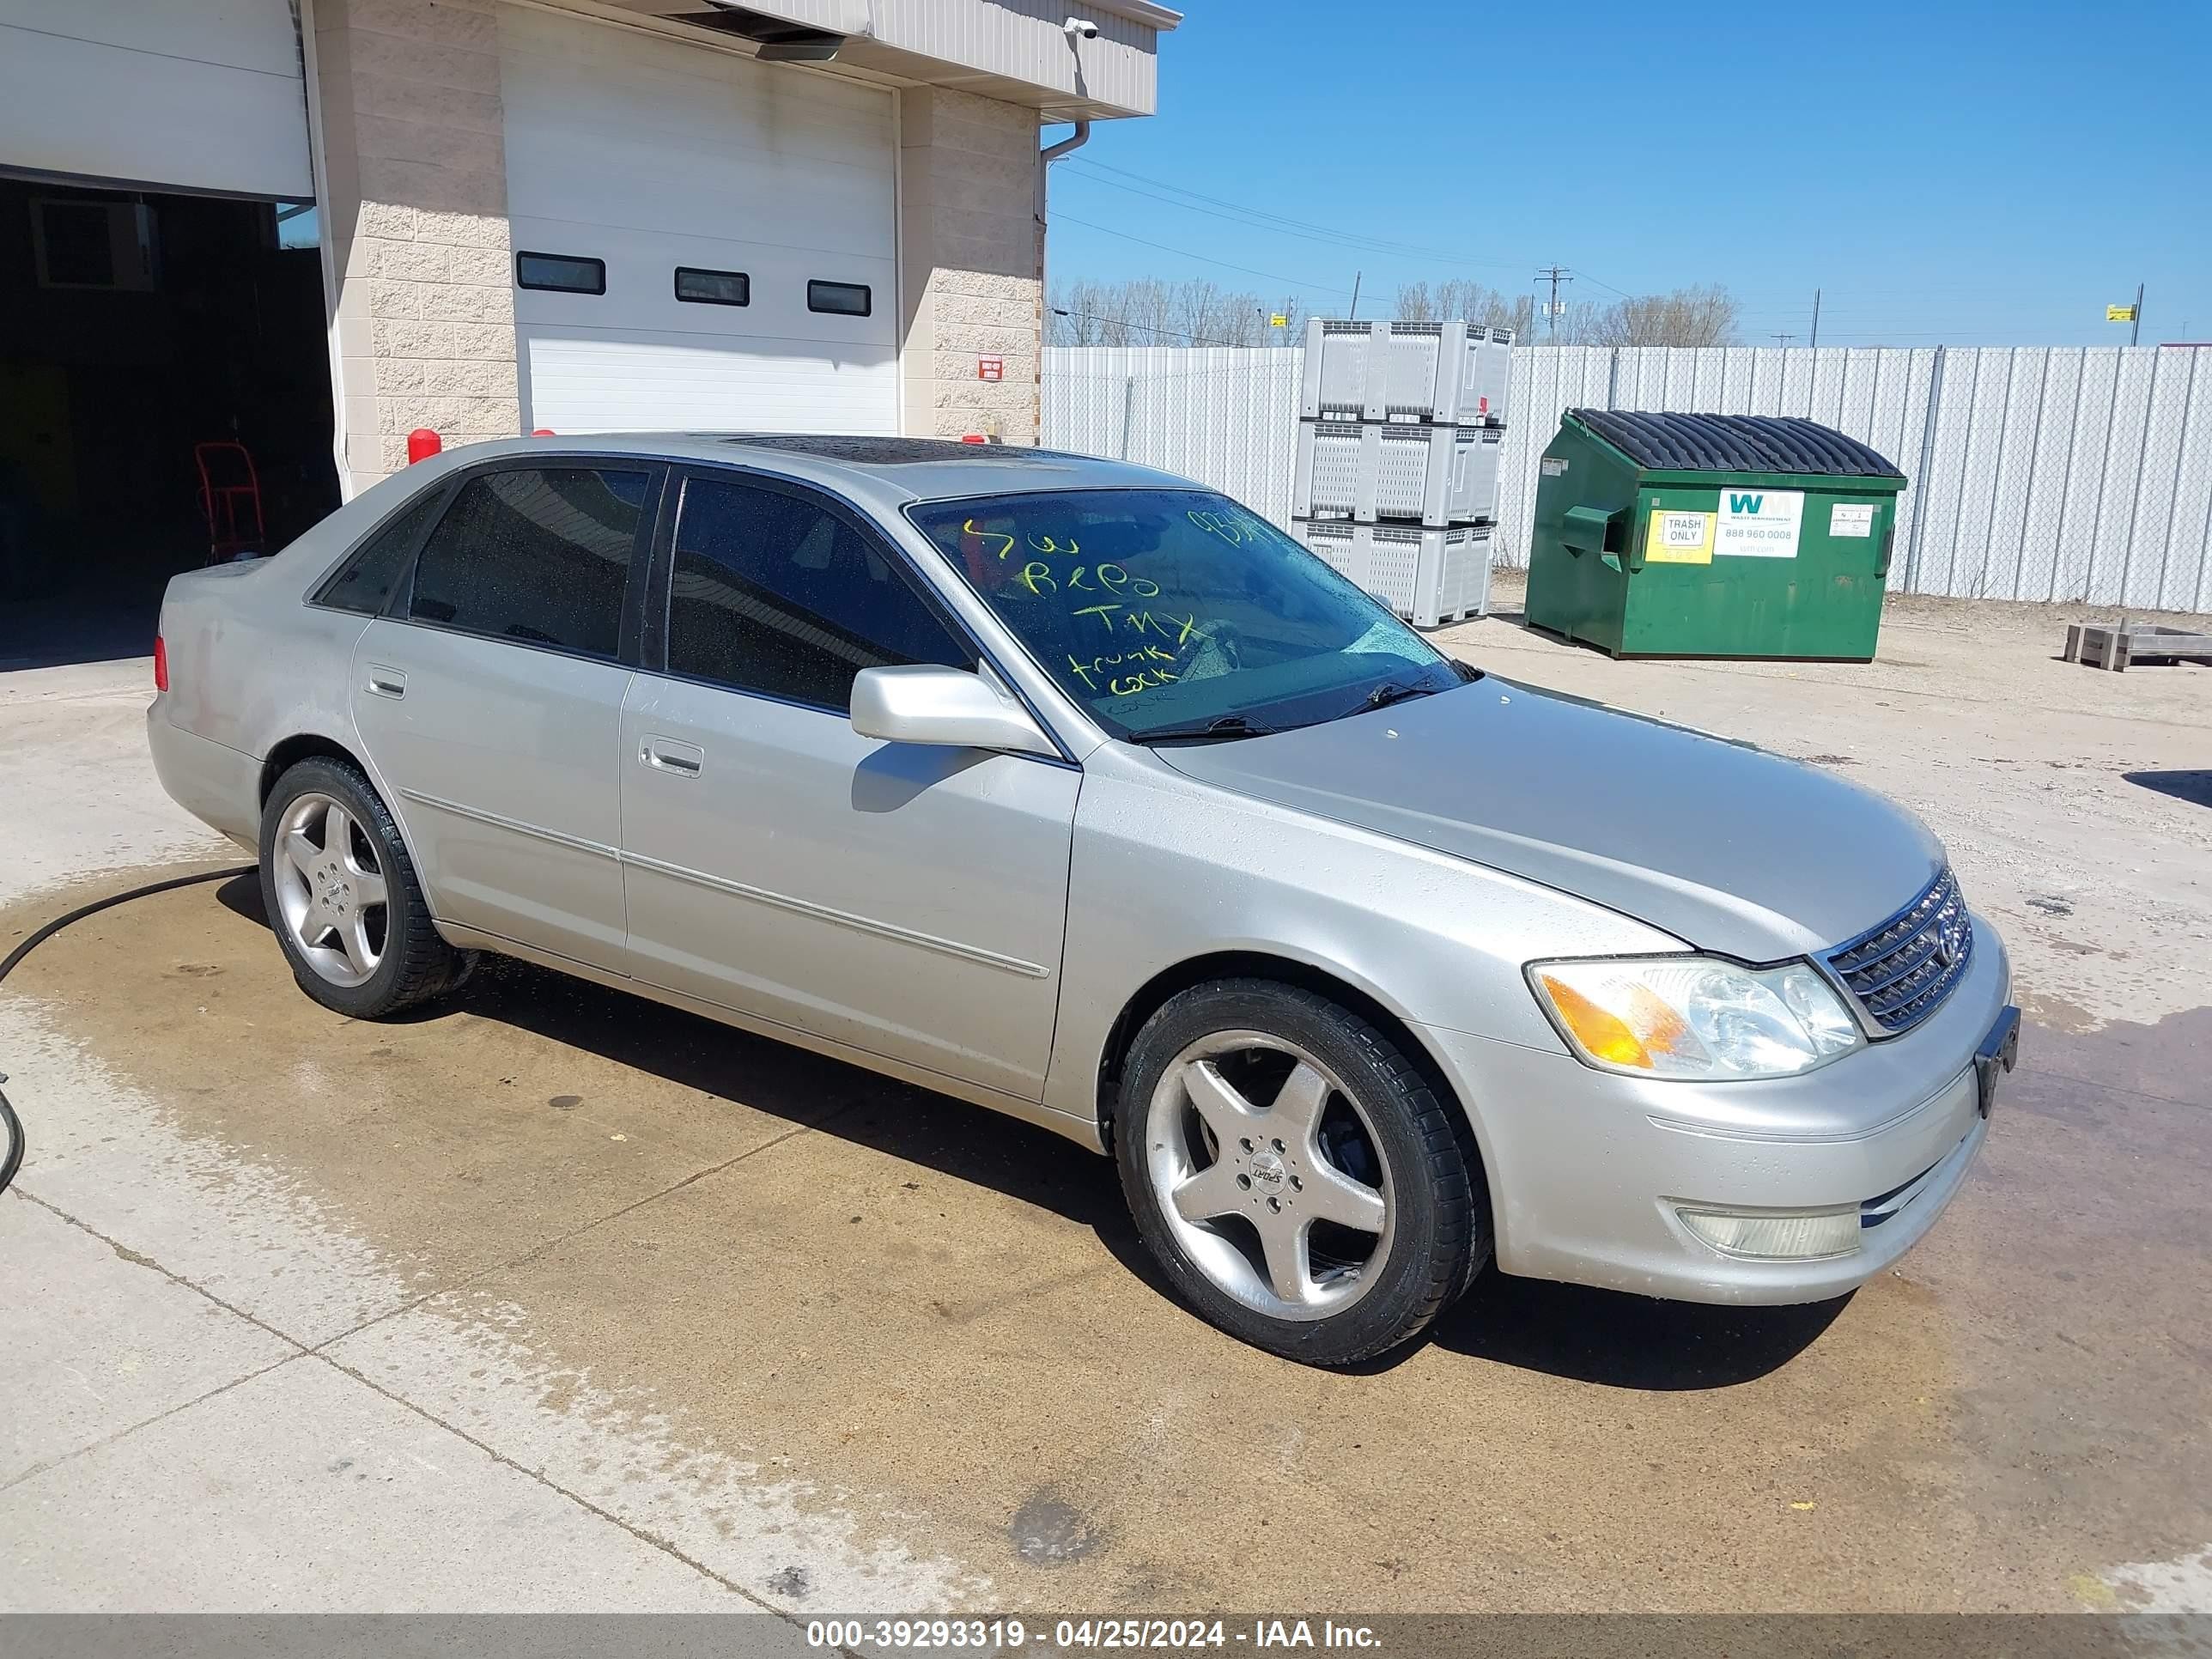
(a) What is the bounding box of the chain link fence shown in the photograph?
[1042,343,2212,611]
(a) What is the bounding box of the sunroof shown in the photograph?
[715,435,1081,465]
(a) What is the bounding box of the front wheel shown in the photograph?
[1114,979,1487,1366]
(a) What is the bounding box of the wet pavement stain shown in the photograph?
[764,1565,811,1600]
[1010,1490,1109,1565]
[1,865,2208,1611]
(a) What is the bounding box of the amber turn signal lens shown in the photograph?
[1536,974,1656,1069]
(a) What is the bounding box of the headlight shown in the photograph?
[1528,955,1863,1079]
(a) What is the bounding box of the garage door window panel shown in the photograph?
[806,280,871,317]
[516,252,605,295]
[409,467,652,660]
[675,267,750,307]
[667,477,970,711]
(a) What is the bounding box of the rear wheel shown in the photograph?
[259,757,468,1018]
[1115,979,1486,1366]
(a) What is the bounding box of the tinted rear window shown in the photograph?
[314,488,444,616]
[408,467,650,659]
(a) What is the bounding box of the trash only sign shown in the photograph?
[1645,508,1715,564]
[1714,489,1803,558]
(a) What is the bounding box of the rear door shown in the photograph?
[618,469,1079,1099]
[352,460,662,967]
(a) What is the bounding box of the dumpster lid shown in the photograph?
[1569,410,1905,478]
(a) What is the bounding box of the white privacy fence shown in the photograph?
[1042,344,2212,611]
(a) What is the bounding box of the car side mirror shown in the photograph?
[850,665,1059,758]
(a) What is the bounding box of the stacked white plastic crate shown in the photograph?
[1291,319,1512,627]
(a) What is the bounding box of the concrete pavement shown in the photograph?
[3,593,2209,1614]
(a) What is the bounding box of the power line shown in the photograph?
[1048,305,1263,348]
[1056,160,1787,314]
[1564,267,1633,301]
[1059,164,1411,260]
[1051,213,1354,297]
[1059,158,1529,271]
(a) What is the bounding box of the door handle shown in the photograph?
[365,665,407,699]
[641,735,704,777]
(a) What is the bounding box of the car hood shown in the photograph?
[1154,679,1943,962]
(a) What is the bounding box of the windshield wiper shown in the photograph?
[1123,714,1277,745]
[1359,678,1443,712]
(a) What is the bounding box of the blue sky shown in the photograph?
[1046,0,2211,346]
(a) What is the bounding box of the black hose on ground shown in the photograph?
[0,864,256,1196]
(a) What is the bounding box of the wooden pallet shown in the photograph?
[2063,622,2212,672]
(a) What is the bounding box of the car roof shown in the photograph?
[425,432,1198,510]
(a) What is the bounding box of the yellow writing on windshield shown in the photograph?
[963,514,1232,707]
[961,520,1017,561]
[1067,649,1180,696]
[1187,507,1270,546]
[1010,556,1158,601]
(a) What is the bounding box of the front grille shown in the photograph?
[1825,866,1973,1036]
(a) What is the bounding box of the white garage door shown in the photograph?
[501,8,899,436]
[0,0,312,199]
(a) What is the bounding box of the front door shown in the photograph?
[619,471,1078,1100]
[352,462,659,968]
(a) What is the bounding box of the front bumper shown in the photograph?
[1419,915,2013,1305]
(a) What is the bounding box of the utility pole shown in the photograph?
[1809,289,1821,349]
[1771,332,1796,347]
[1348,270,1362,320]
[1536,265,1572,337]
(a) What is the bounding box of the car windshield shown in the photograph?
[906,488,1462,740]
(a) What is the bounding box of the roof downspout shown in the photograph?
[1036,120,1091,270]
[1036,119,1090,441]
[1041,119,1092,173]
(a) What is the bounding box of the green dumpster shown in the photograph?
[1526,410,1908,660]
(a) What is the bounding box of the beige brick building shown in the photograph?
[1,0,1175,592]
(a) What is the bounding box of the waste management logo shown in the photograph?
[1713,489,1804,558]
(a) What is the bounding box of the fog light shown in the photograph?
[1674,1206,1860,1261]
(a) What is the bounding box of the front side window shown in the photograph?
[667,477,970,709]
[907,489,1455,740]
[408,467,650,659]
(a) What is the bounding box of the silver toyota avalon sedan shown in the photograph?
[149,435,2019,1366]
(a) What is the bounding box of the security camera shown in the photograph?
[1064,16,1099,37]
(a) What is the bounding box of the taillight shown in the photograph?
[154,635,168,693]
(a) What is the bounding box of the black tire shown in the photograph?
[258,756,469,1019]
[1113,978,1488,1367]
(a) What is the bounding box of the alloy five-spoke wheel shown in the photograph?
[1116,979,1486,1367]
[271,792,389,988]
[259,756,470,1019]
[1145,1031,1394,1320]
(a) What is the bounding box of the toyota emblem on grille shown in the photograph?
[1933,908,1967,968]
